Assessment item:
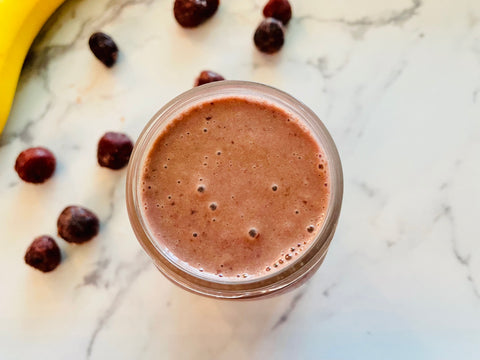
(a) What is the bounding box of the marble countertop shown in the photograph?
[1,0,480,358]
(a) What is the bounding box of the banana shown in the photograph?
[0,0,66,135]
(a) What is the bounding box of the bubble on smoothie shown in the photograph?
[209,202,217,211]
[199,267,204,272]
[203,128,208,133]
[242,273,248,278]
[216,151,222,155]
[285,254,292,261]
[164,164,168,169]
[307,225,315,233]
[197,185,205,193]
[295,210,299,214]
[218,274,223,277]
[193,232,198,237]
[271,184,278,191]
[278,259,284,264]
[266,266,271,271]
[319,164,324,170]
[248,228,259,238]
[177,180,181,184]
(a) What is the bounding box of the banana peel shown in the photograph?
[0,0,66,135]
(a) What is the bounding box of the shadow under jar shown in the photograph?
[126,81,343,299]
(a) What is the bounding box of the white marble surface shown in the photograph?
[1,0,480,358]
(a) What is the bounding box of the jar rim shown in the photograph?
[126,80,343,299]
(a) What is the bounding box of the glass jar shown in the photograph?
[126,81,343,299]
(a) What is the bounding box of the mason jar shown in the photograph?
[126,81,343,299]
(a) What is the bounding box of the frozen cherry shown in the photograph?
[89,32,119,67]
[97,132,133,170]
[254,18,285,54]
[194,70,225,86]
[263,0,292,25]
[174,0,219,28]
[57,206,99,244]
[204,0,219,18]
[14,147,56,184]
[24,236,61,272]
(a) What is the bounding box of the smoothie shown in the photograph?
[139,96,330,279]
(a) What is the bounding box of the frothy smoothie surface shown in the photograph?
[140,97,330,279]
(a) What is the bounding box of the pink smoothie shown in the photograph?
[140,96,330,279]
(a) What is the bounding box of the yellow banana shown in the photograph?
[0,0,66,135]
